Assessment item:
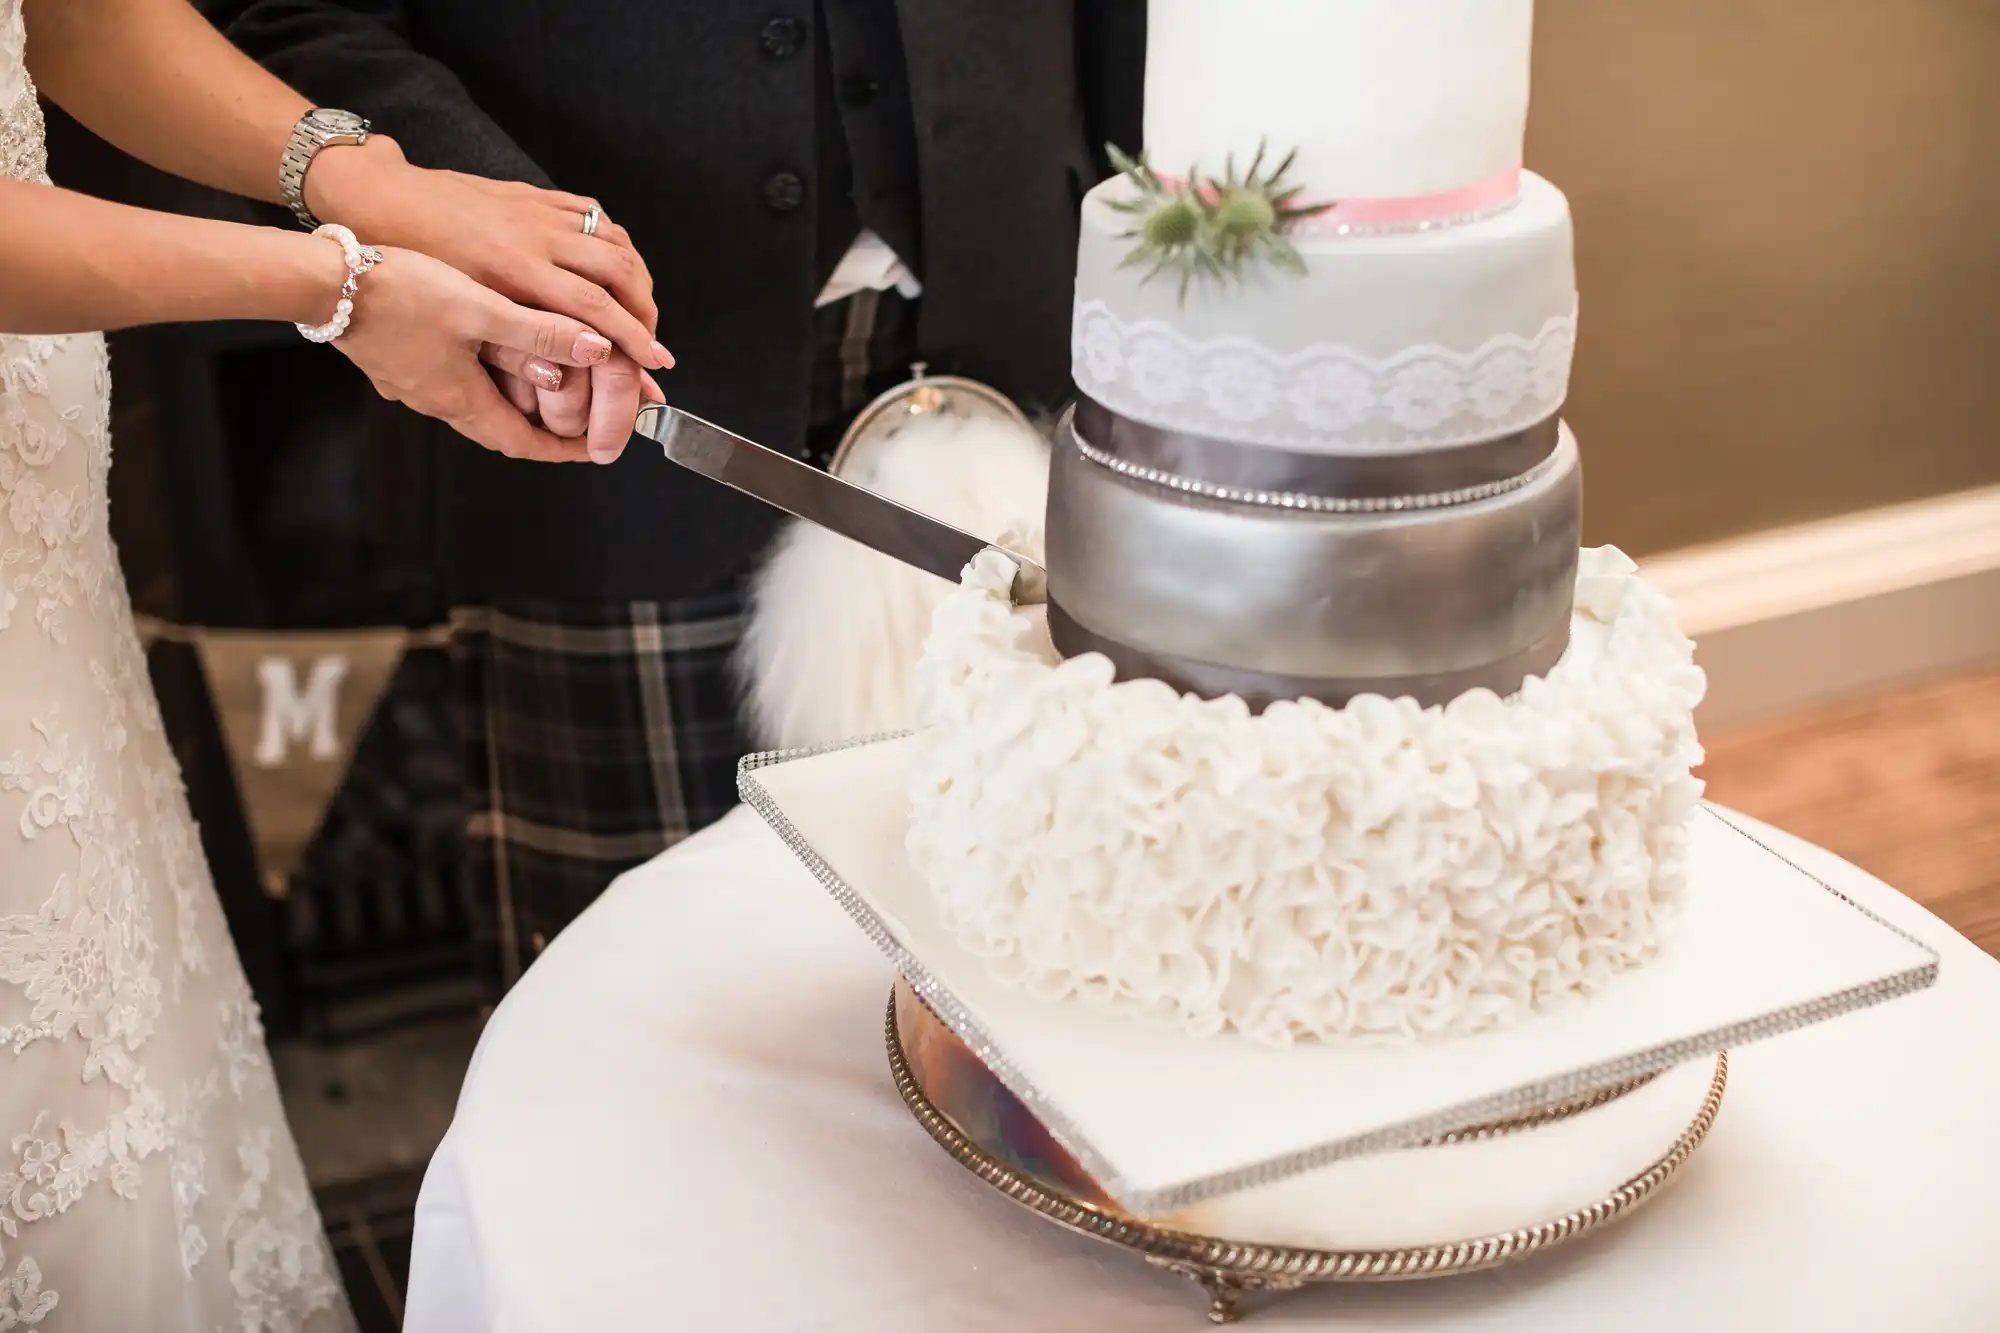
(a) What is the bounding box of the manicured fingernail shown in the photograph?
[589,446,623,465]
[573,331,613,364]
[526,359,563,391]
[651,341,675,370]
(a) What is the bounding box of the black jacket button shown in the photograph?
[762,172,805,212]
[759,16,804,58]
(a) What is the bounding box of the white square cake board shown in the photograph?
[742,734,1937,1218]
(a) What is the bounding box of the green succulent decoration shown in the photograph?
[1107,140,1333,303]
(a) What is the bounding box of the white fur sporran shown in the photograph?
[736,396,1051,750]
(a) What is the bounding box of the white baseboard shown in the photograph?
[1638,483,2000,731]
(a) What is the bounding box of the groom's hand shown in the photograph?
[486,349,664,464]
[306,137,673,381]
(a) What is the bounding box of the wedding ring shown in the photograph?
[581,205,601,236]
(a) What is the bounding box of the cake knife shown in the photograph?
[631,403,1048,605]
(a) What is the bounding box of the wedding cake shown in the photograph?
[729,5,1938,1298]
[904,0,1708,1045]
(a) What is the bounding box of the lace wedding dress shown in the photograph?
[0,6,354,1328]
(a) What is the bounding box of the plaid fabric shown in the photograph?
[453,591,748,989]
[454,289,918,994]
[807,286,920,460]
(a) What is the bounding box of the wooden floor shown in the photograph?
[1699,667,2000,957]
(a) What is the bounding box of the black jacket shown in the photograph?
[204,0,1145,603]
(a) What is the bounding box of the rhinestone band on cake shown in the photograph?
[1071,425,1563,514]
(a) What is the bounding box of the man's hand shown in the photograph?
[489,349,664,464]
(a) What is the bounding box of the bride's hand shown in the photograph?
[305,139,671,376]
[334,246,632,463]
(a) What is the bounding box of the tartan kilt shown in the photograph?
[451,591,750,992]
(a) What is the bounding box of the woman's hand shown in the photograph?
[305,140,666,455]
[333,246,637,463]
[306,139,670,372]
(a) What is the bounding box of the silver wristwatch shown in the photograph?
[278,108,371,229]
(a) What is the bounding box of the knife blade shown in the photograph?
[632,403,1047,604]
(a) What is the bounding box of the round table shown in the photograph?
[403,805,2000,1332]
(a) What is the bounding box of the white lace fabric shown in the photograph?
[906,547,1707,1047]
[1071,297,1577,454]
[0,4,352,1325]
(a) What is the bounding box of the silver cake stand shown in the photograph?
[886,989,1728,1325]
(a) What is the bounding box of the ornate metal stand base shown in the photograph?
[886,991,1727,1323]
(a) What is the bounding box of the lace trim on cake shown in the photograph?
[1071,299,1577,454]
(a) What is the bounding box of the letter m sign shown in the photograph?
[253,655,350,768]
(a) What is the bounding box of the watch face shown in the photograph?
[310,109,369,136]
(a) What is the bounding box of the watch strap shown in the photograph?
[279,111,369,230]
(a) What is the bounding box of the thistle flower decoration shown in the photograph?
[1106,141,1334,303]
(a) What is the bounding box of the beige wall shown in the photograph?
[1527,0,2000,556]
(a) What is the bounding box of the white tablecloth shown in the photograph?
[404,805,2000,1332]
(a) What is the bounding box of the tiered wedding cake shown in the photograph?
[731,2,1937,1306]
[905,0,1708,1045]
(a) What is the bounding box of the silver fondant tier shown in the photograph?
[1071,171,1577,455]
[1044,408,1583,710]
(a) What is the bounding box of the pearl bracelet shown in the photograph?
[296,222,384,344]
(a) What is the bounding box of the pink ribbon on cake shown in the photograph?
[1161,163,1523,237]
[1307,164,1522,232]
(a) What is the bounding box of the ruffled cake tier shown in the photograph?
[906,547,1706,1046]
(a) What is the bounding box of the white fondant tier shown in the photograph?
[1071,172,1577,454]
[1144,0,1535,199]
[906,547,1706,1047]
